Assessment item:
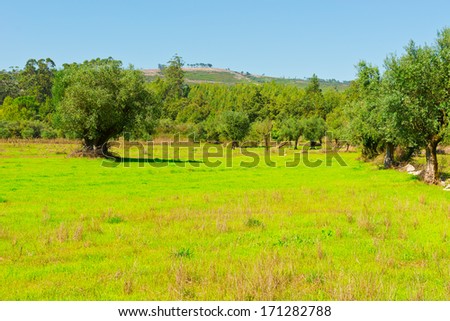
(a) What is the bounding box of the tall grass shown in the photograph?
[0,141,448,300]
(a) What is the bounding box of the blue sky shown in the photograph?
[1,0,449,80]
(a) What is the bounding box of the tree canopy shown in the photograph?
[53,58,155,155]
[1,33,450,185]
[382,30,450,183]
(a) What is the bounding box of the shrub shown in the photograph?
[0,121,11,138]
[157,118,176,134]
[20,121,44,138]
[20,127,34,139]
[41,128,58,139]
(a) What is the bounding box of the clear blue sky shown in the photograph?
[1,0,449,80]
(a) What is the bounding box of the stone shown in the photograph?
[403,164,416,172]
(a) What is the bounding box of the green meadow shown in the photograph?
[0,141,448,300]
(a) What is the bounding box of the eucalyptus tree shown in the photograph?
[19,58,56,103]
[303,74,324,116]
[0,68,20,104]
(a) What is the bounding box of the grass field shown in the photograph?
[0,141,448,300]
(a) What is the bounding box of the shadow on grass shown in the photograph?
[440,171,449,181]
[102,157,203,168]
[113,157,202,164]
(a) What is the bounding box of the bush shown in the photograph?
[21,127,35,139]
[175,122,195,135]
[0,127,10,138]
[202,116,221,142]
[157,118,176,134]
[303,116,327,145]
[41,128,58,139]
[0,121,21,138]
[20,121,44,138]
[0,121,11,138]
[220,110,250,143]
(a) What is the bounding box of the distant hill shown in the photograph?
[142,67,351,91]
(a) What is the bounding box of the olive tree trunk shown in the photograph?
[264,134,270,151]
[384,142,395,169]
[424,138,440,184]
[82,138,110,157]
[294,136,300,150]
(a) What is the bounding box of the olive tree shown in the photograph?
[220,110,250,148]
[345,61,385,160]
[253,118,273,150]
[277,117,304,149]
[303,116,326,148]
[383,30,450,183]
[54,58,155,156]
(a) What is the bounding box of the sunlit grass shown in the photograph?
[0,141,448,300]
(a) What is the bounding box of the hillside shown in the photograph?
[142,67,351,91]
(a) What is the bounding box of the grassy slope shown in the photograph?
[144,69,350,90]
[0,142,448,300]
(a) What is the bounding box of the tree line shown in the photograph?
[0,30,449,183]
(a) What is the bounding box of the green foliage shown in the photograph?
[54,58,155,150]
[322,89,343,119]
[163,55,188,100]
[0,69,20,104]
[157,118,176,134]
[305,74,321,94]
[326,106,350,144]
[220,110,250,143]
[0,121,12,138]
[20,126,35,139]
[0,119,48,139]
[0,121,19,138]
[345,61,383,159]
[246,218,264,228]
[3,46,449,183]
[382,29,450,181]
[19,58,56,103]
[106,215,124,224]
[0,96,40,121]
[148,79,336,138]
[383,35,450,147]
[177,88,210,123]
[234,86,267,122]
[278,117,304,148]
[202,115,222,142]
[41,127,58,139]
[302,74,325,117]
[303,116,327,143]
[252,118,273,147]
[173,247,193,259]
[148,56,188,121]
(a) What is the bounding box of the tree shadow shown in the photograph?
[102,157,203,168]
[113,157,203,164]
